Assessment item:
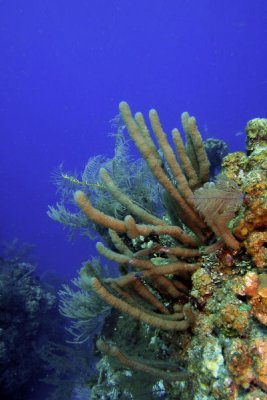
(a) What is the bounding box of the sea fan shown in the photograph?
[193,175,243,223]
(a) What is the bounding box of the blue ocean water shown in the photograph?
[0,1,267,398]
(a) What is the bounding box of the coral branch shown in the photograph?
[97,339,190,382]
[91,277,190,330]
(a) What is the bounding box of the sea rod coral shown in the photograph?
[74,102,241,329]
[52,103,267,399]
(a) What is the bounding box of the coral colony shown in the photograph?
[51,102,267,399]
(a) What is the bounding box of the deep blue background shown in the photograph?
[1,0,267,280]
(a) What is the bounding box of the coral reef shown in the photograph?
[224,118,267,269]
[0,241,97,400]
[40,341,95,400]
[0,241,60,400]
[182,117,267,399]
[51,105,267,399]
